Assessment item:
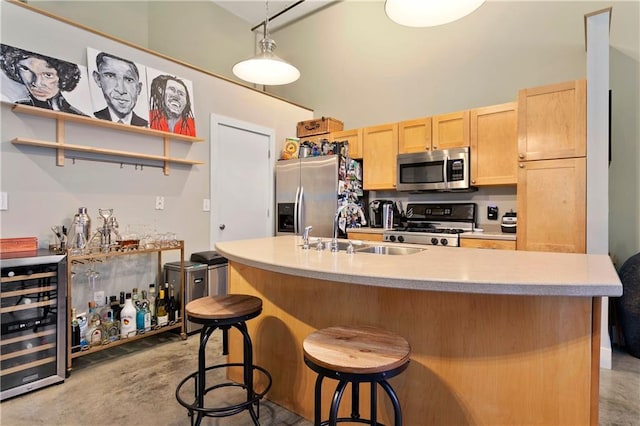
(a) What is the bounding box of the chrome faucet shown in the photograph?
[331,202,367,252]
[302,225,313,249]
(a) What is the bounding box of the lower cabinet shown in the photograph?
[66,242,186,372]
[460,238,516,250]
[516,158,586,253]
[347,231,384,242]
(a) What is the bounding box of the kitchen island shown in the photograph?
[215,235,622,425]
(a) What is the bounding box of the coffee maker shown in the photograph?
[369,200,398,228]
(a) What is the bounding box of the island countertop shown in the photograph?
[215,235,622,297]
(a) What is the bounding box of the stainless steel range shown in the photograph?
[383,203,476,247]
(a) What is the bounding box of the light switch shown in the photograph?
[155,196,164,210]
[0,192,7,210]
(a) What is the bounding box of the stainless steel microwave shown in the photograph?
[397,147,471,192]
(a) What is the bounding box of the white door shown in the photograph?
[210,114,274,245]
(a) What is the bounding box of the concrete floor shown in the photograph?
[1,331,639,425]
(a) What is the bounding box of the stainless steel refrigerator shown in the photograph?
[276,155,363,238]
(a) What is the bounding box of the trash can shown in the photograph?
[164,261,208,334]
[190,251,228,297]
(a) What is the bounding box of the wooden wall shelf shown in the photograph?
[11,104,205,175]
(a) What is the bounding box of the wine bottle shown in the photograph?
[156,289,168,327]
[168,285,177,322]
[120,293,137,338]
[71,308,81,353]
[148,283,156,325]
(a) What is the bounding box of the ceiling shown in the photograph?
[213,0,337,31]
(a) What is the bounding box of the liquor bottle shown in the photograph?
[120,293,137,338]
[132,287,140,307]
[85,301,103,346]
[147,283,156,325]
[77,311,88,348]
[156,289,169,327]
[141,290,151,331]
[168,285,177,323]
[118,291,125,320]
[71,308,81,353]
[110,295,121,322]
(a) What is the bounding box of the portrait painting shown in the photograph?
[0,43,92,116]
[87,47,149,127]
[146,67,196,136]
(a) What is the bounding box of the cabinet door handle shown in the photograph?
[219,224,226,230]
[519,153,525,159]
[519,163,525,168]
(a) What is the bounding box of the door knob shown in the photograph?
[219,224,226,230]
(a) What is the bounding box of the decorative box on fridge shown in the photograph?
[296,117,344,138]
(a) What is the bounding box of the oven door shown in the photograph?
[397,151,447,191]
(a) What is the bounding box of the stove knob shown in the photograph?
[398,236,404,243]
[441,238,448,246]
[431,237,439,245]
[388,235,396,242]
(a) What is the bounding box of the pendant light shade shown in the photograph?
[385,0,485,27]
[232,1,300,86]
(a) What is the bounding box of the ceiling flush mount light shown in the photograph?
[232,1,300,86]
[385,0,486,28]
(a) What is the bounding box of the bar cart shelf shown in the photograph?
[66,241,186,373]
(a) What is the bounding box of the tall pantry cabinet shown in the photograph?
[516,80,587,253]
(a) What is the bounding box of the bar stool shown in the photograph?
[303,325,411,426]
[175,294,272,426]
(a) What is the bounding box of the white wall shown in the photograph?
[0,1,312,258]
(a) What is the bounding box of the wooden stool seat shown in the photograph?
[303,325,410,375]
[186,294,262,322]
[176,294,271,426]
[303,325,411,426]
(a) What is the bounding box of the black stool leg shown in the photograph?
[328,380,348,426]
[235,321,260,425]
[195,324,217,426]
[351,382,360,420]
[314,374,324,426]
[370,382,378,426]
[379,380,402,426]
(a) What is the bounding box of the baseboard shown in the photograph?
[600,346,612,369]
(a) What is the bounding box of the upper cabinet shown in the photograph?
[398,117,432,154]
[363,123,398,190]
[432,110,470,150]
[470,102,518,186]
[517,80,586,161]
[330,128,363,159]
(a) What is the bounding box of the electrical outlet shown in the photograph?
[0,192,7,210]
[155,196,164,210]
[488,205,499,220]
[202,198,210,212]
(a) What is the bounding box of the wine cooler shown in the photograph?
[1,251,67,401]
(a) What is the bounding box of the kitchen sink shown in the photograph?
[354,245,424,255]
[299,240,370,251]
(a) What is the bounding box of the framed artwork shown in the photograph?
[87,47,149,127]
[146,67,196,136]
[0,43,92,116]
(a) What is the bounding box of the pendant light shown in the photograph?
[232,1,300,86]
[385,0,486,27]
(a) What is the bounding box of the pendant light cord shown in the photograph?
[250,0,306,33]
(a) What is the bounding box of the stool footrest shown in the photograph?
[175,362,272,420]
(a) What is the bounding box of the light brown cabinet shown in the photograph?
[362,123,398,190]
[516,80,587,254]
[398,117,432,154]
[517,80,586,161]
[432,110,470,150]
[516,157,586,253]
[460,238,516,250]
[330,128,363,159]
[470,102,518,186]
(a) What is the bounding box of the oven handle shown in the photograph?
[444,155,449,185]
